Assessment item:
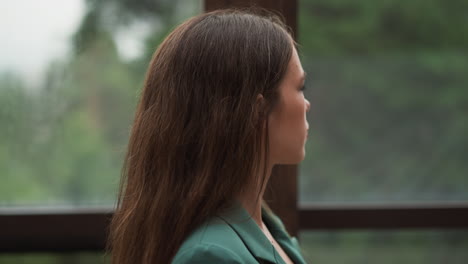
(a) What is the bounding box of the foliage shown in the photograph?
[298,0,468,202]
[0,0,200,207]
[300,230,468,264]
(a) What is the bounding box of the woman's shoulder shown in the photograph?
[172,217,255,263]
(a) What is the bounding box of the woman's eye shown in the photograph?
[300,80,307,92]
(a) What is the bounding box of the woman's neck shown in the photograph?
[236,164,273,227]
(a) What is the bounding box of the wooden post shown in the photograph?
[204,0,299,236]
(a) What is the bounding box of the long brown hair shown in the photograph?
[109,9,293,264]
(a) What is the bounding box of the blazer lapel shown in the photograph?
[262,208,308,264]
[217,203,279,263]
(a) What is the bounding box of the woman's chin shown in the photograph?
[279,152,306,165]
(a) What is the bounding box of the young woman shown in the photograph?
[109,9,310,264]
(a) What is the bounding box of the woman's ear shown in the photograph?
[253,94,266,126]
[256,94,265,107]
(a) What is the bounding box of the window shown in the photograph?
[0,253,105,264]
[0,0,202,207]
[298,0,468,203]
[300,230,468,264]
[2,0,467,261]
[298,0,468,262]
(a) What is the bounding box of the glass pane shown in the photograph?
[0,252,106,264]
[0,0,202,207]
[298,0,468,202]
[300,230,468,264]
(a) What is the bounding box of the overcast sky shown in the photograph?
[1,0,199,88]
[1,0,85,86]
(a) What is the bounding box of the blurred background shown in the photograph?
[1,0,467,263]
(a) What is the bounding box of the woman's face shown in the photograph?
[268,47,310,164]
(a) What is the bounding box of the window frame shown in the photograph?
[1,204,467,252]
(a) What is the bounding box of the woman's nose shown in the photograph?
[305,98,311,112]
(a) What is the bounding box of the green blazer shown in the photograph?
[172,203,307,263]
